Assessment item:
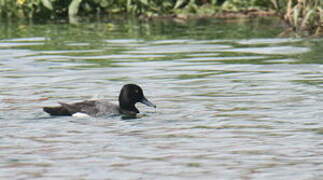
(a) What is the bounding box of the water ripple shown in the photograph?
[0,24,323,179]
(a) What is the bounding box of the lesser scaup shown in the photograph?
[43,84,156,117]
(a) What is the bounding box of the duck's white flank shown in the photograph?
[72,112,91,118]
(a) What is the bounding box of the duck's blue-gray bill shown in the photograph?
[141,97,156,108]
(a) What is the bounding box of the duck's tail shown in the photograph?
[43,106,71,116]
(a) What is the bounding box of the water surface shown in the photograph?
[0,17,323,179]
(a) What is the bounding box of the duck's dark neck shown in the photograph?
[118,96,139,115]
[118,87,140,115]
[119,103,139,114]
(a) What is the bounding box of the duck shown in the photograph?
[43,84,156,117]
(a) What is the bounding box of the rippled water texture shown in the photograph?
[0,18,323,179]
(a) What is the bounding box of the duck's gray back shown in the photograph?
[59,99,119,117]
[94,99,119,116]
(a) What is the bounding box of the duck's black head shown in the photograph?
[118,84,156,114]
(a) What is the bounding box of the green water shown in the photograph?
[0,17,323,179]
